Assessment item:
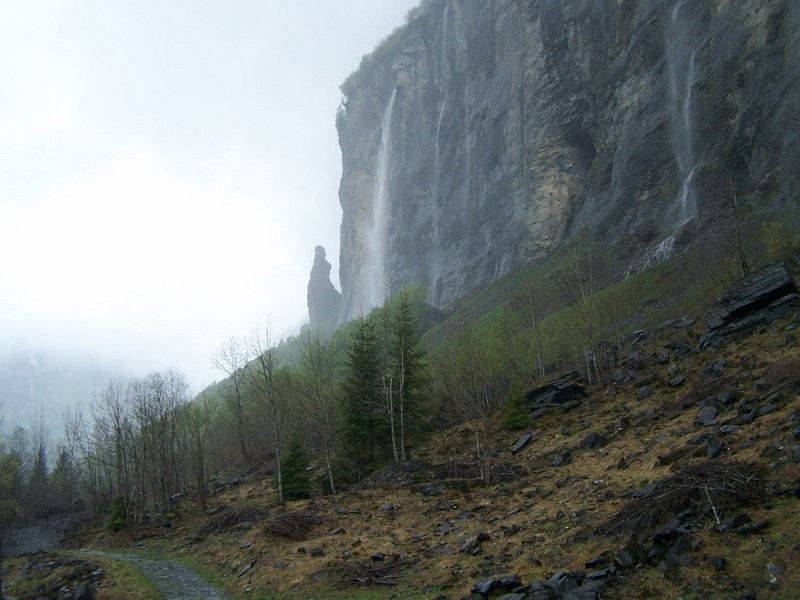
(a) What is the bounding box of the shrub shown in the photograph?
[502,382,530,430]
[763,221,796,264]
[107,496,126,532]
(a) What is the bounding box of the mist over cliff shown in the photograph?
[335,0,799,320]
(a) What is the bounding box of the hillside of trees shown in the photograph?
[1,221,797,538]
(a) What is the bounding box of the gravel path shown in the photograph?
[5,519,228,599]
[83,550,228,600]
[4,516,70,555]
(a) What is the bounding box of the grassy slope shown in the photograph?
[67,298,800,599]
[11,214,798,599]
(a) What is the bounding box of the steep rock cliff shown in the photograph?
[337,0,799,319]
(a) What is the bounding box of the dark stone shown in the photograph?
[611,370,626,384]
[459,531,491,555]
[701,264,799,348]
[669,375,686,387]
[753,378,770,392]
[720,425,740,435]
[543,571,568,590]
[698,406,718,426]
[706,439,723,459]
[551,452,571,467]
[637,386,655,401]
[584,550,613,569]
[720,513,751,532]
[712,556,727,571]
[584,568,612,580]
[687,432,714,445]
[767,561,783,588]
[525,371,586,410]
[652,522,681,544]
[495,594,525,600]
[717,390,735,405]
[436,523,452,534]
[309,547,325,557]
[615,541,648,569]
[72,583,96,600]
[370,553,386,561]
[757,403,780,416]
[735,519,770,535]
[470,574,521,595]
[511,432,533,453]
[581,432,600,450]
[647,545,667,563]
[565,578,608,600]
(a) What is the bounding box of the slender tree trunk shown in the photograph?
[0,530,6,600]
[323,434,336,494]
[272,415,283,506]
[384,376,399,463]
[399,389,406,462]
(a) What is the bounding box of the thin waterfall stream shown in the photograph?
[365,87,397,309]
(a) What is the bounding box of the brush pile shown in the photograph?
[264,511,322,539]
[339,554,415,587]
[603,460,766,535]
[199,508,264,534]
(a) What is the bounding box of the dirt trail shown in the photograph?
[82,550,228,600]
[4,516,70,555]
[5,519,228,599]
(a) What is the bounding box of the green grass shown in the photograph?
[2,549,163,600]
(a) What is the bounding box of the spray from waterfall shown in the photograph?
[364,87,397,310]
[432,2,450,206]
[430,1,450,296]
[667,0,703,226]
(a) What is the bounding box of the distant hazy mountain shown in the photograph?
[0,351,124,438]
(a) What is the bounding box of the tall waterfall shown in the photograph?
[364,87,397,310]
[430,1,450,294]
[666,0,703,226]
[432,1,450,207]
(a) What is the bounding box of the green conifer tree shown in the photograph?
[280,435,312,501]
[390,289,429,460]
[339,317,390,477]
[25,443,48,517]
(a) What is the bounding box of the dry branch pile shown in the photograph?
[200,508,264,534]
[265,511,322,539]
[339,554,415,587]
[603,460,766,535]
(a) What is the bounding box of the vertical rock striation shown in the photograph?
[337,0,800,320]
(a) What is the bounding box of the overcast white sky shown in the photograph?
[0,0,419,392]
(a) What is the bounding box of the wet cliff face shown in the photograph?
[337,0,799,319]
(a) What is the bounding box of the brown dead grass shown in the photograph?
[73,313,800,599]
